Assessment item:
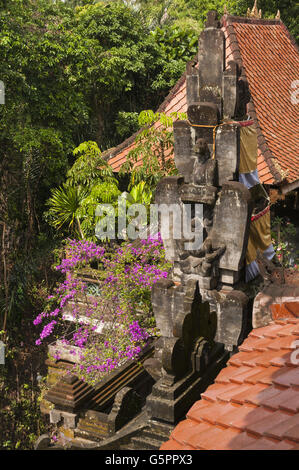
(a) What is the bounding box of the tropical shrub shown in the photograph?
[33,237,170,385]
[45,142,121,240]
[271,216,299,269]
[120,110,186,189]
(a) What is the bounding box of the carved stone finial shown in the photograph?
[250,0,259,18]
[258,9,262,18]
[246,8,251,17]
[205,10,220,28]
[275,9,281,20]
[223,4,229,15]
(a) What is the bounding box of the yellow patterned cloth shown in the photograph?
[246,210,272,265]
[239,125,258,173]
[238,121,275,280]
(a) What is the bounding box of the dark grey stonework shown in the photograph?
[186,61,199,106]
[211,182,252,273]
[215,124,240,185]
[173,121,195,183]
[222,61,239,119]
[143,10,253,428]
[197,28,225,111]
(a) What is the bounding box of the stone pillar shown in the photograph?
[145,10,253,426]
[211,182,252,285]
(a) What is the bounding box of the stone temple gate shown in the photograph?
[142,9,257,429]
[35,10,299,451]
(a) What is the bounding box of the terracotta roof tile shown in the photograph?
[244,366,283,385]
[283,425,299,442]
[265,414,299,440]
[227,350,259,367]
[230,366,265,384]
[218,384,253,403]
[201,383,238,402]
[242,437,293,450]
[277,323,299,337]
[208,429,243,450]
[215,365,252,383]
[224,431,259,450]
[229,20,299,184]
[268,335,298,351]
[170,419,206,444]
[231,383,269,405]
[188,402,236,425]
[249,323,284,338]
[160,439,195,451]
[272,368,299,388]
[245,410,292,437]
[255,350,290,368]
[161,316,299,450]
[246,385,283,407]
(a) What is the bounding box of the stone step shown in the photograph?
[141,428,171,443]
[142,421,172,441]
[74,427,104,443]
[130,434,163,451]
[69,436,100,449]
[119,444,135,450]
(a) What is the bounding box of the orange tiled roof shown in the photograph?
[161,315,299,450]
[224,16,299,185]
[107,16,299,188]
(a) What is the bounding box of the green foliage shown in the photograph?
[151,25,199,61]
[120,110,186,189]
[0,384,46,450]
[115,111,140,140]
[0,324,51,449]
[119,181,153,233]
[123,181,153,207]
[0,0,192,246]
[46,185,89,237]
[271,216,299,268]
[46,106,185,240]
[46,141,121,240]
[70,1,191,145]
[0,0,297,449]
[68,141,117,188]
[78,181,121,240]
[130,0,298,41]
[0,0,193,329]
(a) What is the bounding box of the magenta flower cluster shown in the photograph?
[35,320,57,345]
[55,239,105,274]
[33,241,99,345]
[33,236,169,385]
[128,321,149,342]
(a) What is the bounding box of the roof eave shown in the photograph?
[281,179,299,194]
[224,16,285,186]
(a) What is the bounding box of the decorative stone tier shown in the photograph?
[40,341,155,446]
